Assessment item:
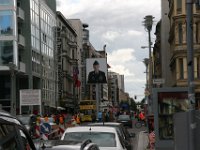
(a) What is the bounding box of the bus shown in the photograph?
[79,100,96,122]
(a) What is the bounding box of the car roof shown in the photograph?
[0,110,21,125]
[41,140,99,150]
[64,126,117,133]
[88,122,121,126]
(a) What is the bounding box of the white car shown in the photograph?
[61,126,127,150]
[35,139,99,150]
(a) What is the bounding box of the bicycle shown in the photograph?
[134,120,146,128]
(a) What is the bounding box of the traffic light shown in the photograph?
[134,95,137,99]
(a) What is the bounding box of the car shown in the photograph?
[117,114,132,128]
[88,122,135,150]
[35,139,100,150]
[61,126,127,150]
[0,110,36,150]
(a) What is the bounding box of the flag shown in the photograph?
[73,67,79,80]
[75,79,81,87]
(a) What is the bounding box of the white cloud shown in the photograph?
[127,30,143,36]
[108,48,135,64]
[102,31,120,41]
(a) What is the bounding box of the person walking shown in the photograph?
[98,111,102,122]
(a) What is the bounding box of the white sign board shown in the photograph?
[20,89,41,106]
[153,78,165,84]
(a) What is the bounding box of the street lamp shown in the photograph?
[143,15,154,115]
[143,58,149,89]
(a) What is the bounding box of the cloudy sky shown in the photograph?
[57,0,161,101]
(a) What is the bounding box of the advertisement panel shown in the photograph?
[20,89,41,106]
[86,58,107,84]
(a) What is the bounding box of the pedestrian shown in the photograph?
[76,113,80,124]
[98,111,102,122]
[91,111,96,122]
[102,109,109,122]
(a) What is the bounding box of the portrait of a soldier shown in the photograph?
[87,60,107,83]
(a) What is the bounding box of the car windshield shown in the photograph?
[118,115,130,120]
[63,132,116,147]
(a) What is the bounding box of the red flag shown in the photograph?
[75,79,81,87]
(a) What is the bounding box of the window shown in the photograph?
[197,57,200,78]
[158,92,188,140]
[0,11,13,35]
[178,23,183,44]
[43,33,47,43]
[0,41,13,65]
[178,58,184,79]
[0,0,13,5]
[196,22,199,43]
[177,0,182,13]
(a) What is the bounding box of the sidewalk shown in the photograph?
[136,131,149,150]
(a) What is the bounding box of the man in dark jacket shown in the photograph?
[88,60,107,83]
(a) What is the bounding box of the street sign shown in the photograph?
[153,78,165,84]
[20,89,41,106]
[40,122,51,134]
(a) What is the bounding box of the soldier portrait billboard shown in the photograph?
[86,58,107,84]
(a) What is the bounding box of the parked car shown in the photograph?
[117,114,132,128]
[61,126,128,150]
[0,110,36,150]
[88,122,135,150]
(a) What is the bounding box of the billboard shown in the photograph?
[86,58,107,84]
[20,89,41,106]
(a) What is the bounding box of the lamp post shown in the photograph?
[143,58,149,130]
[143,58,149,96]
[143,15,154,115]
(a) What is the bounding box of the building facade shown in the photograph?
[168,0,200,107]
[0,0,57,114]
[108,71,119,106]
[56,11,79,112]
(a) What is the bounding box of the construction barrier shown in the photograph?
[34,124,40,139]
[31,115,81,140]
[41,133,48,140]
[48,127,60,140]
[59,123,65,137]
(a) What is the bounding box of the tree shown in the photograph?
[130,98,137,111]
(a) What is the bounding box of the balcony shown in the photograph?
[68,41,77,48]
[18,34,25,47]
[17,7,25,21]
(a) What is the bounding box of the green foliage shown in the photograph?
[130,98,137,111]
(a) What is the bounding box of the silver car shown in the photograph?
[61,126,127,150]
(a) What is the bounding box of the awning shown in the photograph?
[57,106,65,110]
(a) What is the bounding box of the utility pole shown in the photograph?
[143,15,154,114]
[186,0,195,150]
